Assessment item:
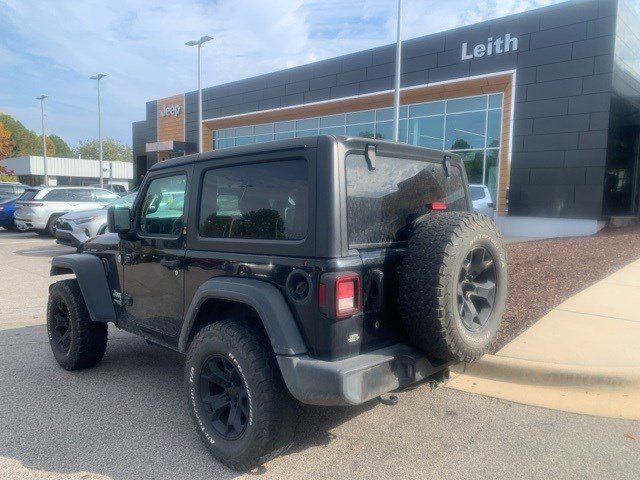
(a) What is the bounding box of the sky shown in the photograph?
[0,0,571,149]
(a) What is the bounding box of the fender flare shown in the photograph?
[178,277,308,356]
[50,254,116,323]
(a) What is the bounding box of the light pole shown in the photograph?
[36,95,49,186]
[186,35,213,153]
[90,73,107,186]
[392,0,403,142]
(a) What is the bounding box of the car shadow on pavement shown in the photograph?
[0,324,370,479]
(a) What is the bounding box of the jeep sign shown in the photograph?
[461,33,518,61]
[159,104,182,117]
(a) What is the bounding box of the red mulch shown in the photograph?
[492,223,640,352]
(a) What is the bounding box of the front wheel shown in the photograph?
[47,279,108,370]
[185,319,300,471]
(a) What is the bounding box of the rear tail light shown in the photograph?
[318,272,361,319]
[429,201,447,211]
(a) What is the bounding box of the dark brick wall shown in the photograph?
[135,0,625,219]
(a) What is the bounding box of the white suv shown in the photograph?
[14,186,119,236]
[469,184,495,217]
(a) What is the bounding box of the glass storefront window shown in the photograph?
[212,92,502,203]
[458,150,484,184]
[321,114,345,127]
[485,149,499,202]
[254,123,273,135]
[409,101,445,117]
[447,95,487,113]
[235,125,253,137]
[275,120,295,132]
[275,131,294,140]
[489,93,503,109]
[408,116,444,150]
[445,111,486,150]
[320,126,345,136]
[487,110,502,148]
[346,123,375,138]
[347,110,375,125]
[375,121,393,140]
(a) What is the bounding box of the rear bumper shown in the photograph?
[277,343,449,406]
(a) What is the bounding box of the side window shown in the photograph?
[92,189,118,202]
[140,174,187,236]
[43,189,68,201]
[70,189,95,202]
[199,159,308,240]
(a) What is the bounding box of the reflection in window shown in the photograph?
[199,160,308,241]
[211,92,503,196]
[140,175,186,236]
[408,116,444,149]
[458,150,484,184]
[445,111,486,150]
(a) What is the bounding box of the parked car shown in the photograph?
[14,186,119,235]
[46,136,507,470]
[88,183,127,196]
[55,192,137,248]
[0,182,27,203]
[469,184,495,217]
[0,187,40,231]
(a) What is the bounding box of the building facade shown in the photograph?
[133,0,640,236]
[1,156,134,188]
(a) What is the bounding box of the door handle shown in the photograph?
[160,258,181,269]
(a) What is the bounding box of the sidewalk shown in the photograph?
[448,257,640,419]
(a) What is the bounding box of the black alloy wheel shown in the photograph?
[457,246,497,332]
[50,298,72,354]
[199,355,249,440]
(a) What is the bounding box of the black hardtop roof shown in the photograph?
[149,135,459,171]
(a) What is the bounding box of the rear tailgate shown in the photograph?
[344,148,470,350]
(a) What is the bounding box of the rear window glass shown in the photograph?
[345,153,467,246]
[469,186,485,201]
[17,189,39,201]
[199,159,308,241]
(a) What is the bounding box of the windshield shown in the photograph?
[107,192,137,208]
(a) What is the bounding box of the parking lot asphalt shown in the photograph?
[1,229,639,480]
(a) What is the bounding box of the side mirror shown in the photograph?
[107,206,132,234]
[488,202,495,208]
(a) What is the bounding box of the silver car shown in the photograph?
[14,186,119,235]
[469,184,495,217]
[55,192,137,248]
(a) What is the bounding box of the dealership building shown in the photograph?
[132,0,640,236]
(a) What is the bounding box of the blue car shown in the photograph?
[0,197,23,231]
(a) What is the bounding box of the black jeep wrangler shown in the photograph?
[46,136,507,470]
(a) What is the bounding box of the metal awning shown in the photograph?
[145,140,195,153]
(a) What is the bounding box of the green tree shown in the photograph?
[0,122,15,160]
[49,134,73,157]
[74,138,132,162]
[0,113,57,157]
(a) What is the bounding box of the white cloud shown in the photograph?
[0,0,573,149]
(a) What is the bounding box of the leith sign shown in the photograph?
[461,33,518,61]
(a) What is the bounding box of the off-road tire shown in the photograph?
[185,319,301,471]
[399,212,507,363]
[46,279,108,370]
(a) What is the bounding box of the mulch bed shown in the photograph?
[492,223,640,352]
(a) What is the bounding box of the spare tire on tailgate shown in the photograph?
[399,212,507,363]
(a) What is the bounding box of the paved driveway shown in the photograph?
[0,229,639,480]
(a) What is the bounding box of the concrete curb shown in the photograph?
[451,354,640,390]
